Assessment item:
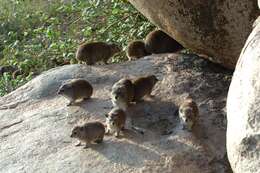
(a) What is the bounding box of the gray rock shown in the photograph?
[128,0,259,69]
[227,17,260,173]
[0,54,232,173]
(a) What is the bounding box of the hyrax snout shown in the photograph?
[76,41,121,65]
[179,98,199,131]
[57,79,93,106]
[70,121,105,148]
[105,108,126,137]
[111,78,134,110]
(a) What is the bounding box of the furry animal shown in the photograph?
[132,75,158,102]
[57,79,93,106]
[145,30,183,54]
[126,40,151,60]
[179,98,199,131]
[105,108,126,137]
[70,121,105,148]
[76,42,121,65]
[111,78,135,110]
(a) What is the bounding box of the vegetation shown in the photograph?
[0,0,155,96]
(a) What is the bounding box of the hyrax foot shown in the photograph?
[148,94,155,98]
[115,131,120,138]
[135,99,144,103]
[83,97,90,101]
[67,101,75,106]
[75,141,82,146]
[94,138,103,144]
[105,128,110,135]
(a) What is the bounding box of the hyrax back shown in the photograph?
[126,40,151,60]
[57,79,93,106]
[145,30,183,54]
[105,108,126,137]
[179,98,199,131]
[70,121,105,148]
[76,42,121,65]
[111,78,135,110]
[132,75,158,102]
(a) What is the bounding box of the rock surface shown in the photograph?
[227,17,260,173]
[0,54,232,173]
[128,0,259,69]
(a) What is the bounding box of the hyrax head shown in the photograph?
[70,126,83,138]
[112,89,126,100]
[179,104,197,131]
[111,89,129,110]
[57,83,73,98]
[110,43,122,54]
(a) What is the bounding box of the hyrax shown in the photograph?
[132,75,158,102]
[126,40,151,60]
[76,41,121,65]
[70,121,105,148]
[57,79,93,106]
[105,108,126,137]
[145,29,183,54]
[111,78,135,110]
[179,98,199,131]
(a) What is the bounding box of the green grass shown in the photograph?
[0,0,155,96]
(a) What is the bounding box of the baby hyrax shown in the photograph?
[126,40,151,60]
[76,41,121,65]
[105,108,126,137]
[57,79,93,106]
[111,78,135,110]
[145,29,183,54]
[179,98,199,131]
[70,121,105,148]
[132,75,158,102]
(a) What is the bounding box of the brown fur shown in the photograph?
[70,121,105,148]
[57,79,93,106]
[132,75,158,102]
[126,40,151,60]
[179,98,199,131]
[111,78,135,110]
[76,42,121,65]
[145,30,183,54]
[105,108,126,137]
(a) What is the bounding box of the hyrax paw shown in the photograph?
[75,142,81,146]
[115,133,120,138]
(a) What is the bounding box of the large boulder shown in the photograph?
[227,18,260,172]
[128,0,259,69]
[0,54,232,172]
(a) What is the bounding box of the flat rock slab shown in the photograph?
[0,54,232,173]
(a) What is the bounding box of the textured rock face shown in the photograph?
[128,0,259,69]
[227,18,260,173]
[0,54,232,173]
